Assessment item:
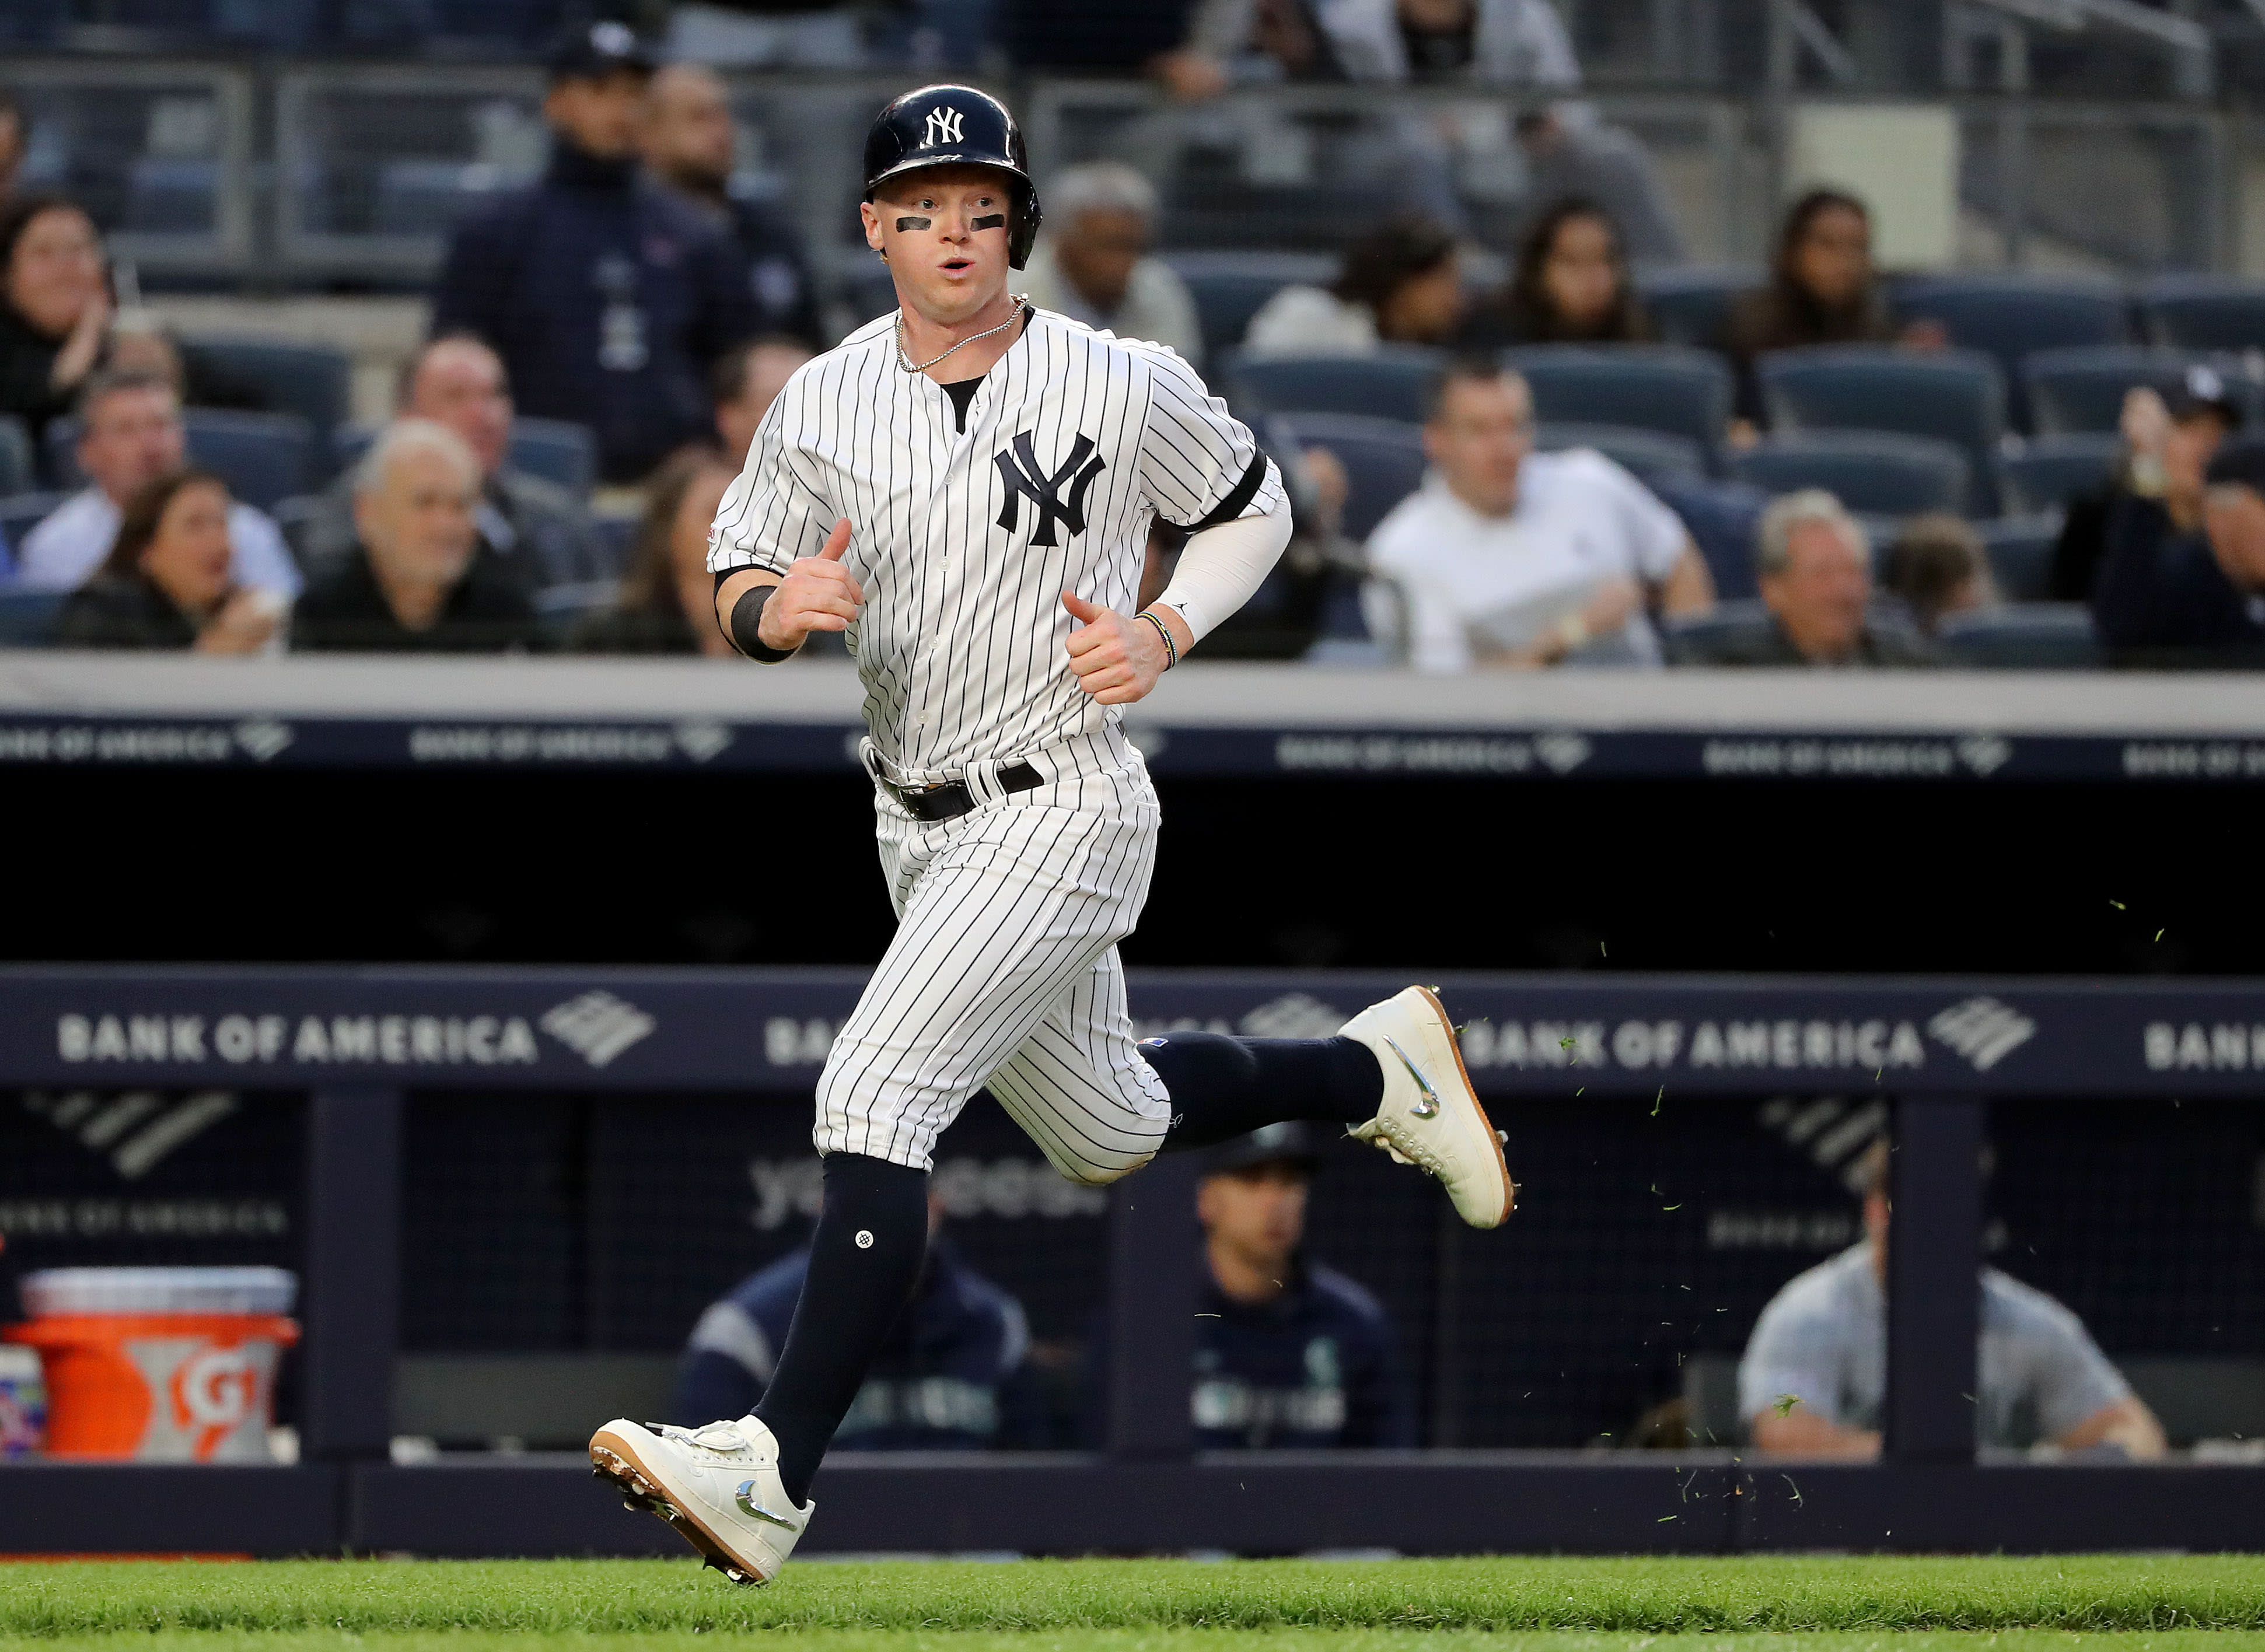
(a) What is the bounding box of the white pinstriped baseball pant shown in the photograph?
[814,726,1175,1184]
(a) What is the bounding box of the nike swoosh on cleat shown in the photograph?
[736,1482,799,1530]
[1380,1034,1439,1118]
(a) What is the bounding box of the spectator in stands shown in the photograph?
[1722,191,1942,430]
[1880,513,1997,638]
[1672,490,1935,667]
[666,0,868,69]
[1086,1124,1413,1449]
[1515,110,1686,268]
[292,421,534,653]
[293,336,611,595]
[54,468,279,653]
[1742,1141,2165,1460]
[428,24,760,485]
[2092,434,2265,663]
[572,335,815,654]
[1365,358,1712,669]
[1017,164,1204,365]
[1242,216,1466,358]
[639,64,824,351]
[0,193,109,453]
[15,369,299,599]
[2054,367,2242,603]
[1462,197,1651,349]
[674,1195,1042,1449]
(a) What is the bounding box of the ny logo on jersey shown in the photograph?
[994,430,1107,547]
[922,106,964,148]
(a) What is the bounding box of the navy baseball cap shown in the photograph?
[549,20,656,83]
[2167,362,2245,429]
[1200,1122,1324,1178]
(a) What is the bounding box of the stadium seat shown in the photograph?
[1505,344,1731,460]
[1633,266,1758,348]
[124,157,219,235]
[375,160,528,237]
[0,415,32,498]
[2020,345,2251,437]
[2137,275,2265,351]
[2000,433,2120,516]
[1160,250,1337,363]
[1974,516,2060,602]
[333,418,596,497]
[1937,603,2100,667]
[844,261,900,327]
[1227,349,1442,425]
[1661,597,1774,660]
[533,579,618,649]
[1891,274,2131,430]
[1274,413,1426,542]
[1757,345,2008,516]
[0,491,65,550]
[1724,430,1969,519]
[178,337,354,462]
[1533,421,1705,485]
[0,587,65,647]
[47,410,313,509]
[508,418,597,496]
[1648,475,1768,600]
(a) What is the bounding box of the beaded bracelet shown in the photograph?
[1136,608,1179,670]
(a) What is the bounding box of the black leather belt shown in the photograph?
[886,760,1043,823]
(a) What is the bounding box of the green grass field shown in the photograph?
[4,1556,2263,1652]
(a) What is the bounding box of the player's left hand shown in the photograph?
[1062,591,1183,705]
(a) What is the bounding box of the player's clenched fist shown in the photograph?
[1061,590,1189,705]
[759,518,864,652]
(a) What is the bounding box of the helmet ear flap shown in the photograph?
[1010,181,1042,270]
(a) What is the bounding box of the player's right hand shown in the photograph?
[758,518,865,650]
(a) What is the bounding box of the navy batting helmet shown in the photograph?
[862,84,1041,269]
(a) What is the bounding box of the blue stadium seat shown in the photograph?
[0,491,66,550]
[1161,251,1337,363]
[0,587,66,648]
[46,410,312,509]
[179,337,353,462]
[1974,516,2061,602]
[125,158,219,235]
[1533,422,1705,485]
[2020,346,2249,437]
[1274,414,1425,543]
[1724,430,1969,519]
[1937,603,2100,667]
[845,262,900,327]
[1661,597,1774,660]
[332,418,596,497]
[1648,475,1768,601]
[508,418,596,496]
[2001,433,2120,516]
[1505,344,1731,460]
[1892,274,2131,432]
[1758,345,2008,516]
[0,415,32,498]
[2137,275,2265,351]
[1634,266,1757,348]
[1227,349,1443,425]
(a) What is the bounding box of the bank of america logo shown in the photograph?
[1927,996,2035,1072]
[540,992,655,1068]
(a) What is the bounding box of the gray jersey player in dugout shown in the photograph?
[591,85,1516,1583]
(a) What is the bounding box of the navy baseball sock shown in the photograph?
[752,1152,928,1506]
[1140,1032,1385,1149]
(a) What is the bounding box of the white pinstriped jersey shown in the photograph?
[708,305,1285,781]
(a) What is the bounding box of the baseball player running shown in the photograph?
[591,85,1514,1583]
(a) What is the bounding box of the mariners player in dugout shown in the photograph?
[590,86,1515,1583]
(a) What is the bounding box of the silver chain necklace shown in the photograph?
[895,296,1029,375]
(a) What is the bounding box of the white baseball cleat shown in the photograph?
[589,1415,812,1586]
[1340,985,1516,1228]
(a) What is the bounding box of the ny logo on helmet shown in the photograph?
[922,106,964,149]
[995,431,1106,548]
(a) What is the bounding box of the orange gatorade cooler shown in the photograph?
[2,1268,298,1462]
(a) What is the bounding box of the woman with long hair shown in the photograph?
[56,468,279,652]
[1465,197,1649,348]
[1241,215,1467,358]
[0,192,110,449]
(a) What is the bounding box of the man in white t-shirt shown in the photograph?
[1364,359,1712,668]
[15,369,299,596]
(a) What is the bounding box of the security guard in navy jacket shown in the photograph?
[429,24,761,484]
[1088,1124,1416,1450]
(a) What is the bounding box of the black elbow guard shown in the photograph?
[719,575,797,663]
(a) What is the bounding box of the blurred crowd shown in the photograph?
[0,4,2260,670]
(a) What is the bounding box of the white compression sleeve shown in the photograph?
[1151,493,1294,644]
